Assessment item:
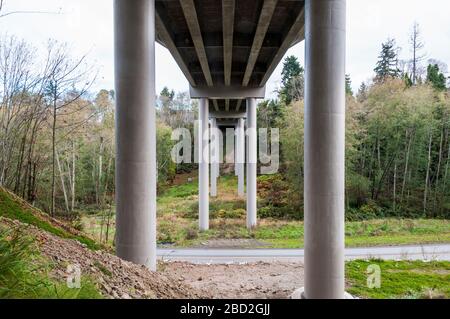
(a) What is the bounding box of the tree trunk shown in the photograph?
[401,128,413,201]
[377,127,381,170]
[97,137,104,206]
[374,151,397,200]
[440,134,450,215]
[433,128,444,210]
[423,130,433,216]
[71,140,76,211]
[51,97,57,216]
[393,161,397,213]
[55,147,69,213]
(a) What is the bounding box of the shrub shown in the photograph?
[185,227,198,240]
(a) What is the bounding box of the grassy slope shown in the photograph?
[158,175,450,248]
[0,187,100,250]
[82,174,450,248]
[255,219,450,248]
[346,259,450,299]
[0,187,104,298]
[0,226,102,299]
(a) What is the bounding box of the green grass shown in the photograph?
[0,226,102,299]
[82,173,450,249]
[159,179,198,199]
[346,259,450,299]
[0,188,100,250]
[255,219,450,248]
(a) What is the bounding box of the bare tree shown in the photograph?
[409,22,426,85]
[44,41,96,216]
[0,36,35,187]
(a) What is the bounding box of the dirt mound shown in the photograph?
[2,218,208,299]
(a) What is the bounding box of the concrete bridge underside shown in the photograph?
[114,0,346,298]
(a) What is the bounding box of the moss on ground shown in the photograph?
[0,188,100,250]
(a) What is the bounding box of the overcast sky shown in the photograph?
[1,0,449,98]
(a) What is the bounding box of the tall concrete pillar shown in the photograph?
[199,98,210,231]
[237,118,245,197]
[234,123,239,177]
[114,0,156,270]
[304,0,346,299]
[216,124,221,178]
[210,118,218,197]
[246,99,257,229]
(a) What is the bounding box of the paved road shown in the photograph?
[157,244,450,264]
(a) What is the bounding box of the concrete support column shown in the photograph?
[234,123,239,177]
[199,98,210,231]
[246,99,257,229]
[216,124,221,177]
[236,118,245,197]
[114,0,156,270]
[210,118,218,197]
[304,0,346,299]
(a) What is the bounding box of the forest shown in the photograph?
[0,22,449,231]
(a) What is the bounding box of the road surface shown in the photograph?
[157,244,450,264]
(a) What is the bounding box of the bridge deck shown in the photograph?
[156,0,305,111]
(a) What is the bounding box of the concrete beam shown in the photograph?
[216,119,239,127]
[114,0,157,270]
[223,0,235,112]
[222,0,235,86]
[260,7,305,85]
[180,0,212,86]
[190,85,266,99]
[225,99,230,111]
[235,99,243,112]
[242,0,278,86]
[303,0,346,299]
[155,11,196,86]
[210,110,246,119]
[180,0,219,111]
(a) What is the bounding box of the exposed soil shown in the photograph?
[2,218,209,299]
[172,171,197,186]
[160,261,304,299]
[4,217,305,299]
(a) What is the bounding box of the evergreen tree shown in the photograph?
[160,87,175,108]
[374,39,401,82]
[281,56,303,87]
[426,64,447,91]
[357,82,368,102]
[345,74,354,96]
[403,72,413,88]
[279,56,304,105]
